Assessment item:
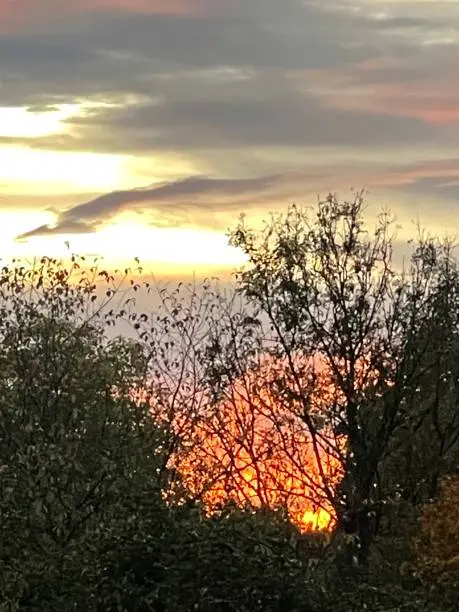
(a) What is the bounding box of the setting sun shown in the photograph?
[172,354,348,533]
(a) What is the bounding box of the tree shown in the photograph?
[0,257,171,607]
[0,257,320,611]
[413,475,459,600]
[138,279,343,532]
[1,215,457,609]
[380,238,459,504]
[223,194,459,566]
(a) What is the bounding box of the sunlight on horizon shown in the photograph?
[0,211,247,272]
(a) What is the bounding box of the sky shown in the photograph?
[1,0,459,272]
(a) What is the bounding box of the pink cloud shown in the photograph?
[296,57,459,126]
[0,0,219,32]
[375,158,459,188]
[89,0,211,15]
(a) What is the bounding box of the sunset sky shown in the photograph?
[1,0,458,272]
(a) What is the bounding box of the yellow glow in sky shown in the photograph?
[0,104,81,138]
[0,146,130,194]
[97,222,248,268]
[0,99,200,196]
[0,211,247,270]
[0,101,245,271]
[0,101,135,194]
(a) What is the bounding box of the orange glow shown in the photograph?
[171,354,353,532]
[127,345,382,532]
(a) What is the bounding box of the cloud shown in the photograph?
[10,81,438,164]
[15,174,286,240]
[0,0,217,33]
[0,0,455,168]
[300,51,459,127]
[16,221,93,241]
[2,0,459,240]
[15,156,459,241]
[0,1,380,109]
[1,1,456,111]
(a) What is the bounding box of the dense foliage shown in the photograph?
[0,195,458,610]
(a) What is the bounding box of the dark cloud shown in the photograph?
[0,0,454,168]
[59,90,439,152]
[16,221,94,241]
[0,0,456,114]
[15,174,287,240]
[0,0,387,109]
[1,65,442,163]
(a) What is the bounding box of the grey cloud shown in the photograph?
[1,0,455,112]
[6,61,441,163]
[0,0,452,168]
[2,0,458,232]
[0,33,149,107]
[39,1,375,71]
[389,175,459,207]
[16,221,95,241]
[15,174,287,240]
[64,92,439,151]
[16,156,459,242]
[0,0,387,109]
[19,82,438,167]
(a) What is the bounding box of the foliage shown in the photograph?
[0,256,318,611]
[0,257,169,608]
[412,475,459,599]
[226,194,459,565]
[0,189,458,611]
[149,506,317,612]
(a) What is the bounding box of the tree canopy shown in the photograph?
[0,195,458,610]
